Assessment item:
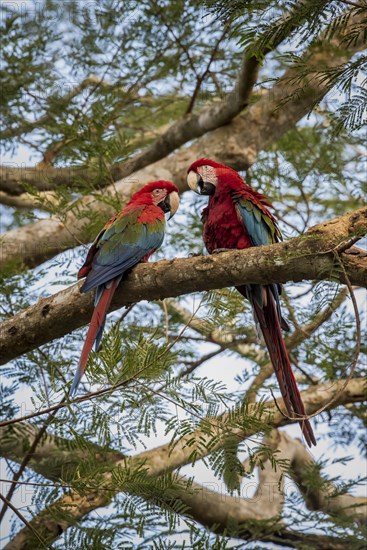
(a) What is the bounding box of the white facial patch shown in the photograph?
[151,188,167,205]
[198,165,218,186]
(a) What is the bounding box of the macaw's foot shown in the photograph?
[212,248,232,254]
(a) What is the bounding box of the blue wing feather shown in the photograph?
[235,196,289,330]
[235,199,275,247]
[80,219,164,293]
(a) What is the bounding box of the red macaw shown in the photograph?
[70,181,179,395]
[187,158,316,447]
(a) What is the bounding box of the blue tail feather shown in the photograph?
[70,363,84,396]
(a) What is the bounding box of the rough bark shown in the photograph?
[0,52,259,197]
[1,9,366,275]
[2,381,366,550]
[2,380,365,478]
[0,207,366,365]
[1,8,365,195]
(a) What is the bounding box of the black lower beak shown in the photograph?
[158,191,179,219]
[158,196,171,214]
[200,181,216,195]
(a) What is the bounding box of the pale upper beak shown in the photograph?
[159,191,179,220]
[187,171,200,193]
[168,190,179,219]
[187,170,216,196]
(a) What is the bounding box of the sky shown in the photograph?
[1,1,366,546]
[1,139,366,548]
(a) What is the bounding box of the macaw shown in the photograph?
[70,180,179,395]
[187,158,316,447]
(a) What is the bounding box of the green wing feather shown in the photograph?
[81,207,165,293]
[235,196,281,246]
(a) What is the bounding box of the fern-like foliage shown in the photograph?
[205,0,367,132]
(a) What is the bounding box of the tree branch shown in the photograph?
[0,190,61,210]
[1,7,366,274]
[164,297,258,352]
[185,24,231,115]
[0,493,49,550]
[5,427,364,550]
[0,21,259,197]
[166,284,350,384]
[1,381,366,550]
[0,207,366,365]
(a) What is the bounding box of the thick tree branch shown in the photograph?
[1,8,366,274]
[4,427,365,550]
[164,297,259,353]
[287,433,367,525]
[0,190,61,210]
[133,378,366,490]
[0,208,366,365]
[2,381,366,550]
[0,33,259,197]
[2,6,365,195]
[1,380,365,472]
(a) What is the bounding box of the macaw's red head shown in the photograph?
[129,180,180,219]
[187,158,240,196]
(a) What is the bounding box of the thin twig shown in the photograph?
[162,300,169,343]
[148,348,223,399]
[270,388,288,419]
[0,398,65,524]
[150,0,199,78]
[0,478,130,493]
[186,25,230,114]
[288,352,318,386]
[0,301,204,428]
[281,289,303,333]
[115,303,136,325]
[133,379,205,421]
[0,492,49,548]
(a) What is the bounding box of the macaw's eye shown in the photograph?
[153,189,161,195]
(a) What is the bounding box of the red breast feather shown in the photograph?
[203,172,256,252]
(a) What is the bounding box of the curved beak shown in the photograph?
[187,171,200,193]
[187,170,216,196]
[159,191,179,220]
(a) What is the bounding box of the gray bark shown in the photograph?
[1,8,366,274]
[2,380,366,550]
[0,207,366,365]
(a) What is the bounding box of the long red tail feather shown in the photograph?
[69,278,120,396]
[239,286,316,447]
